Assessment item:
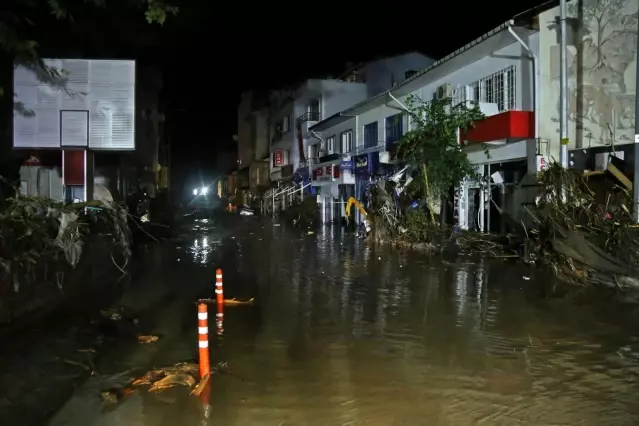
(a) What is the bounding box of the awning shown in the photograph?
[461,111,535,145]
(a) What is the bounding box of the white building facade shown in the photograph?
[310,21,540,230]
[268,80,367,209]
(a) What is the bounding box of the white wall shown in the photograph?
[293,80,367,169]
[19,166,64,200]
[354,34,539,154]
[320,80,367,118]
[539,0,638,159]
[317,117,357,148]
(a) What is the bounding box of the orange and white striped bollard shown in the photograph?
[215,268,224,336]
[215,268,224,307]
[197,303,210,378]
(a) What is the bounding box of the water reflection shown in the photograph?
[48,216,639,426]
[190,236,212,264]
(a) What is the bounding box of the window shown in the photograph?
[340,130,353,154]
[385,114,403,144]
[363,122,378,148]
[308,99,320,113]
[469,65,516,112]
[326,136,336,154]
[309,144,319,159]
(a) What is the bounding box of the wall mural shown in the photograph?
[540,0,638,150]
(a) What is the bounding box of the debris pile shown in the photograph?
[369,163,639,294]
[100,361,231,404]
[526,163,639,291]
[0,196,131,295]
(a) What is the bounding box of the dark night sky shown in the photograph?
[157,1,545,168]
[7,0,546,186]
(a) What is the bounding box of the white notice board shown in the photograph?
[13,59,136,150]
[61,110,89,147]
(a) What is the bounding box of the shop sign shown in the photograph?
[535,155,547,172]
[274,150,284,166]
[341,160,353,170]
[355,154,368,169]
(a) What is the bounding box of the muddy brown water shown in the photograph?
[45,216,639,425]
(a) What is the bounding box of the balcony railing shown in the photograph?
[317,153,341,164]
[298,157,320,168]
[296,111,321,124]
[355,141,386,155]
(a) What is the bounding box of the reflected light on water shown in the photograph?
[190,236,212,264]
[46,216,639,426]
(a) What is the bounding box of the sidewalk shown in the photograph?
[0,242,192,426]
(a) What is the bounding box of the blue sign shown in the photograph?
[341,160,353,170]
[354,154,369,177]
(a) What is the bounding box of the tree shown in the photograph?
[397,95,485,224]
[0,0,178,100]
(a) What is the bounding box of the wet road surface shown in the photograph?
[48,216,639,425]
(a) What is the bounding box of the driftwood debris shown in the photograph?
[368,163,639,295]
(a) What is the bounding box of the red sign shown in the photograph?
[325,166,332,177]
[274,151,283,166]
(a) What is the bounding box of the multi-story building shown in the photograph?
[310,0,639,231]
[310,21,539,229]
[236,90,270,206]
[538,0,638,172]
[267,53,435,215]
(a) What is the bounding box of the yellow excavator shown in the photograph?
[344,196,367,224]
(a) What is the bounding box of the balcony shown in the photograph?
[297,111,321,139]
[355,141,385,155]
[316,152,341,165]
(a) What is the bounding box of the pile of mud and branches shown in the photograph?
[369,164,639,295]
[526,163,639,293]
[0,196,132,324]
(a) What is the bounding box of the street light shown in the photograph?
[193,188,198,196]
[201,186,208,195]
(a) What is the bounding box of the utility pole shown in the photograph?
[634,7,639,222]
[559,0,569,168]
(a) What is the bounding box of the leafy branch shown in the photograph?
[1,0,178,113]
[397,95,487,223]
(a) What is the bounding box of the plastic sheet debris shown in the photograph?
[223,298,255,306]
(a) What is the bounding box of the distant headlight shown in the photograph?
[193,188,198,195]
[201,187,209,195]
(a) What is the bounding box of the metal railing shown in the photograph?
[298,157,320,168]
[296,111,321,124]
[354,141,385,155]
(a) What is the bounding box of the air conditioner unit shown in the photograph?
[436,83,452,100]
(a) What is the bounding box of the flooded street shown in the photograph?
[48,216,639,425]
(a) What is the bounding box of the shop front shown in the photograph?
[454,110,536,232]
[352,152,380,224]
[311,161,356,224]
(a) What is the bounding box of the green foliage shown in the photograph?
[402,208,431,242]
[1,0,178,108]
[0,196,132,293]
[397,95,487,202]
